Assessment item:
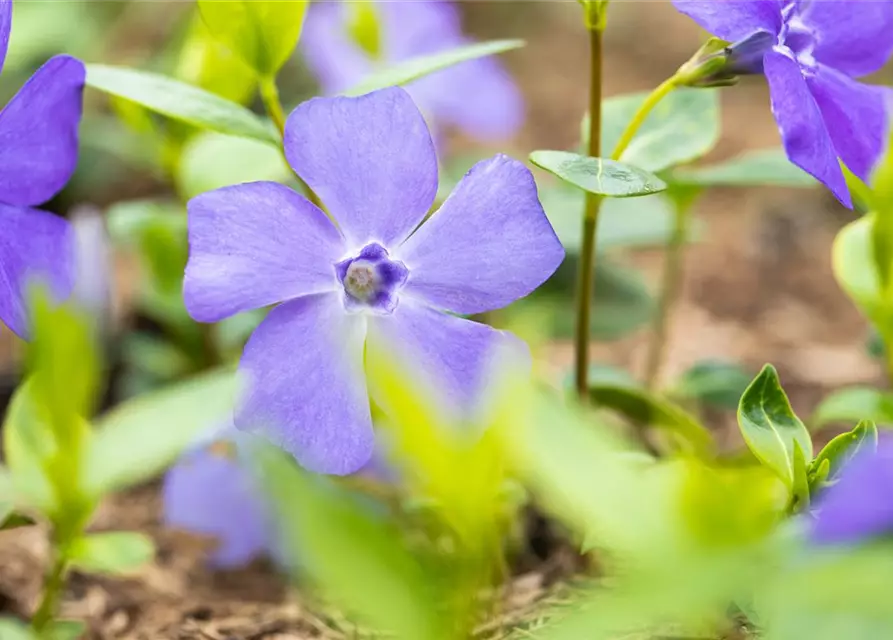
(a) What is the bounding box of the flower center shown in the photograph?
[335,243,408,314]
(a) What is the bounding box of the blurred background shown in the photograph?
[0,1,887,637]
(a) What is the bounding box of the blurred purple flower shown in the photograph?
[811,436,893,545]
[673,0,893,207]
[0,0,85,337]
[163,430,272,568]
[184,87,563,475]
[300,0,524,141]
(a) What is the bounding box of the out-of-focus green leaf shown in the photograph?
[671,148,815,187]
[587,384,714,456]
[599,88,720,172]
[0,618,35,640]
[69,532,154,575]
[177,132,291,200]
[530,151,667,197]
[106,199,183,246]
[737,365,812,488]
[345,2,381,57]
[833,215,893,332]
[255,444,447,640]
[177,13,256,104]
[811,419,878,482]
[85,370,238,496]
[86,65,277,144]
[120,334,193,381]
[812,386,893,429]
[791,440,810,511]
[46,620,87,640]
[197,0,309,78]
[345,39,524,96]
[671,360,752,410]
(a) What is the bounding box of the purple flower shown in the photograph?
[184,87,563,475]
[811,437,893,545]
[163,429,272,568]
[300,0,524,141]
[673,0,893,208]
[0,0,85,337]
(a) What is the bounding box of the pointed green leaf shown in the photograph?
[344,39,524,97]
[85,370,238,496]
[69,532,154,575]
[791,440,810,512]
[737,365,812,487]
[812,420,878,482]
[254,444,447,640]
[587,384,713,455]
[86,65,277,144]
[672,148,816,187]
[812,386,893,429]
[530,151,666,198]
[197,0,309,78]
[598,88,720,172]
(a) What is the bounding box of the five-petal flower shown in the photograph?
[673,0,893,207]
[184,87,564,475]
[0,0,85,337]
[300,0,524,141]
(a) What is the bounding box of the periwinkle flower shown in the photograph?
[300,0,524,141]
[0,0,85,337]
[163,430,272,568]
[811,437,893,545]
[673,0,893,207]
[184,87,563,475]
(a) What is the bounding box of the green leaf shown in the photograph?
[833,215,893,331]
[1,509,36,531]
[671,360,752,410]
[254,444,447,640]
[0,618,35,640]
[812,386,893,429]
[45,620,86,640]
[600,88,720,173]
[737,364,812,487]
[344,39,524,97]
[69,532,154,575]
[176,14,256,105]
[811,420,878,482]
[197,0,308,78]
[587,384,714,456]
[791,440,810,512]
[86,65,276,144]
[671,148,816,187]
[177,132,291,200]
[84,370,238,496]
[530,151,667,197]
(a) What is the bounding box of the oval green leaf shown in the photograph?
[69,531,155,575]
[86,65,277,144]
[529,151,666,198]
[599,88,720,173]
[833,215,893,330]
[672,148,816,188]
[812,419,878,483]
[84,369,239,496]
[197,0,309,78]
[737,364,812,487]
[344,39,524,97]
[812,386,893,429]
[671,360,753,410]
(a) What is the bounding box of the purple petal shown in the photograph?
[0,55,85,207]
[408,53,524,141]
[806,65,891,182]
[811,438,893,545]
[184,181,345,323]
[163,434,270,568]
[300,2,372,94]
[0,0,11,74]
[236,293,373,475]
[800,0,893,78]
[397,155,564,315]
[764,49,849,207]
[0,203,74,338]
[284,88,438,250]
[672,0,782,41]
[366,299,523,418]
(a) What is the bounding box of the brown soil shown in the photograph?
[0,2,885,638]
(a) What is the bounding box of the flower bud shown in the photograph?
[676,31,775,88]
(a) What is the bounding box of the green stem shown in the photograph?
[32,546,70,632]
[573,26,605,399]
[643,201,690,391]
[258,76,324,211]
[610,76,678,163]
